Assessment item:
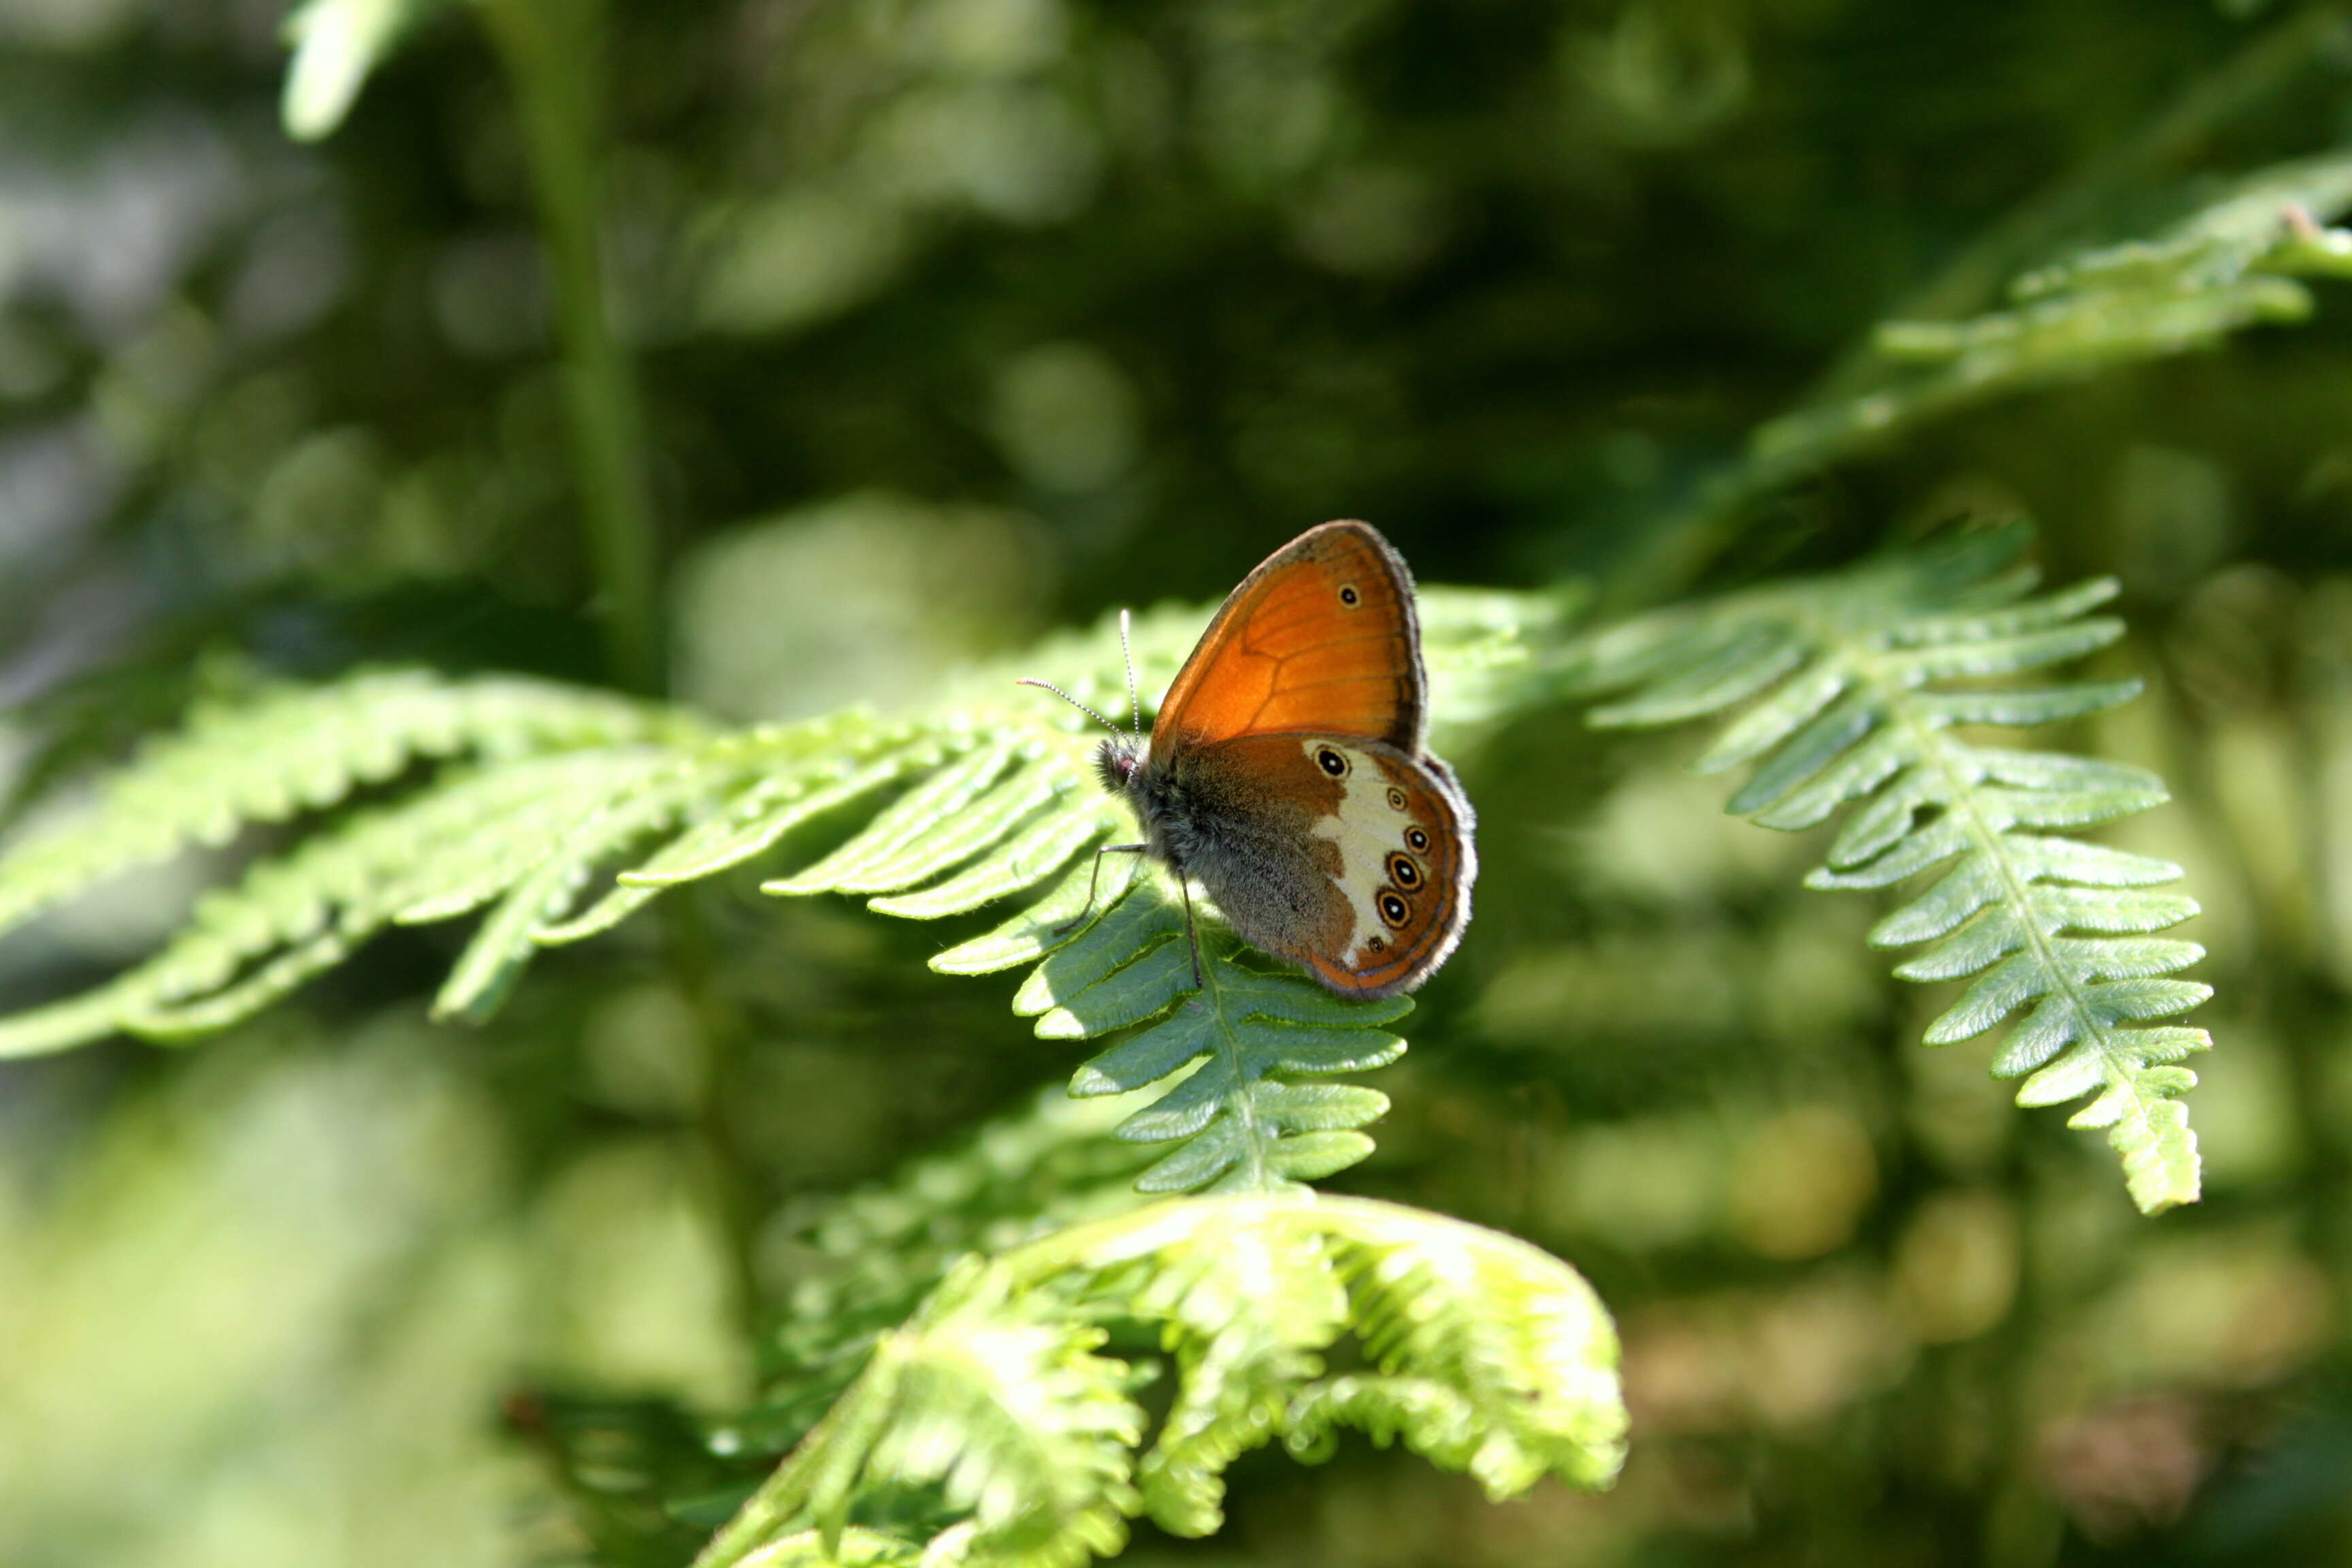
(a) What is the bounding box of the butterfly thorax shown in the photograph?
[1098,736,1218,875]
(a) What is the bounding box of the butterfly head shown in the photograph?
[1094,734,1145,795]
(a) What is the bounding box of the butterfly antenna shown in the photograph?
[1118,608,1142,735]
[1016,676,1127,736]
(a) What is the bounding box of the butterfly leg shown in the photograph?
[1177,876,1203,990]
[1052,843,1148,936]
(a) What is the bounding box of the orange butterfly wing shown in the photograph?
[1149,521,1423,758]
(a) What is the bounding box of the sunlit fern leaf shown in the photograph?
[1291,1205,1627,1498]
[715,1260,1146,1568]
[1024,884,1411,1193]
[1115,1200,1350,1536]
[617,717,946,893]
[1568,523,2208,1213]
[0,588,1556,1209]
[693,1194,1624,1568]
[429,753,727,1021]
[0,691,937,1056]
[280,0,451,140]
[747,1083,1169,1452]
[837,870,1399,1203]
[0,670,676,947]
[727,1526,923,1568]
[926,850,1144,979]
[0,747,676,1056]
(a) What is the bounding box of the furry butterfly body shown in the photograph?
[1085,521,1477,998]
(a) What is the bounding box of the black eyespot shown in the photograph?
[1316,747,1348,777]
[1339,584,1360,606]
[1405,826,1429,851]
[1378,891,1410,928]
[1367,936,1386,953]
[1387,853,1421,889]
[1385,786,1407,811]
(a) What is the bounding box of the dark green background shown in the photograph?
[3,0,2352,1563]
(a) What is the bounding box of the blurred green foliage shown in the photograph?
[7,0,2352,1563]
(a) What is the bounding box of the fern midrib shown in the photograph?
[1854,638,2152,1117]
[1194,943,1277,1192]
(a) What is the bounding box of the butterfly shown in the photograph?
[1024,521,1476,998]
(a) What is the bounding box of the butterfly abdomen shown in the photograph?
[1124,743,1354,966]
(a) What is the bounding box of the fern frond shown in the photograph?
[1634,148,2352,591]
[0,670,676,947]
[1570,524,2208,1213]
[1118,1203,1351,1535]
[1060,905,1411,1193]
[834,1264,1148,1568]
[695,1195,1625,1568]
[758,1084,1169,1438]
[716,1262,1144,1568]
[0,591,1559,1193]
[0,749,674,1056]
[1290,1205,1627,1497]
[0,690,924,1058]
[1746,150,2352,497]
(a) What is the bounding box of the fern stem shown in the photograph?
[693,1335,907,1568]
[479,0,663,694]
[667,891,767,1352]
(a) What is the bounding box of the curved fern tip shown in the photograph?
[702,1194,1625,1568]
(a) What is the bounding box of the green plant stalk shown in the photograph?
[478,0,763,1346]
[478,0,662,694]
[668,888,768,1353]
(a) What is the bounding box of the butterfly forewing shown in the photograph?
[1151,522,1424,753]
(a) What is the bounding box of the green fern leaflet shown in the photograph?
[1566,525,2208,1212]
[695,1193,1626,1568]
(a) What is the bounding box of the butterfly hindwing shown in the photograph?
[1176,732,1475,999]
[1150,521,1424,755]
[1296,738,1474,996]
